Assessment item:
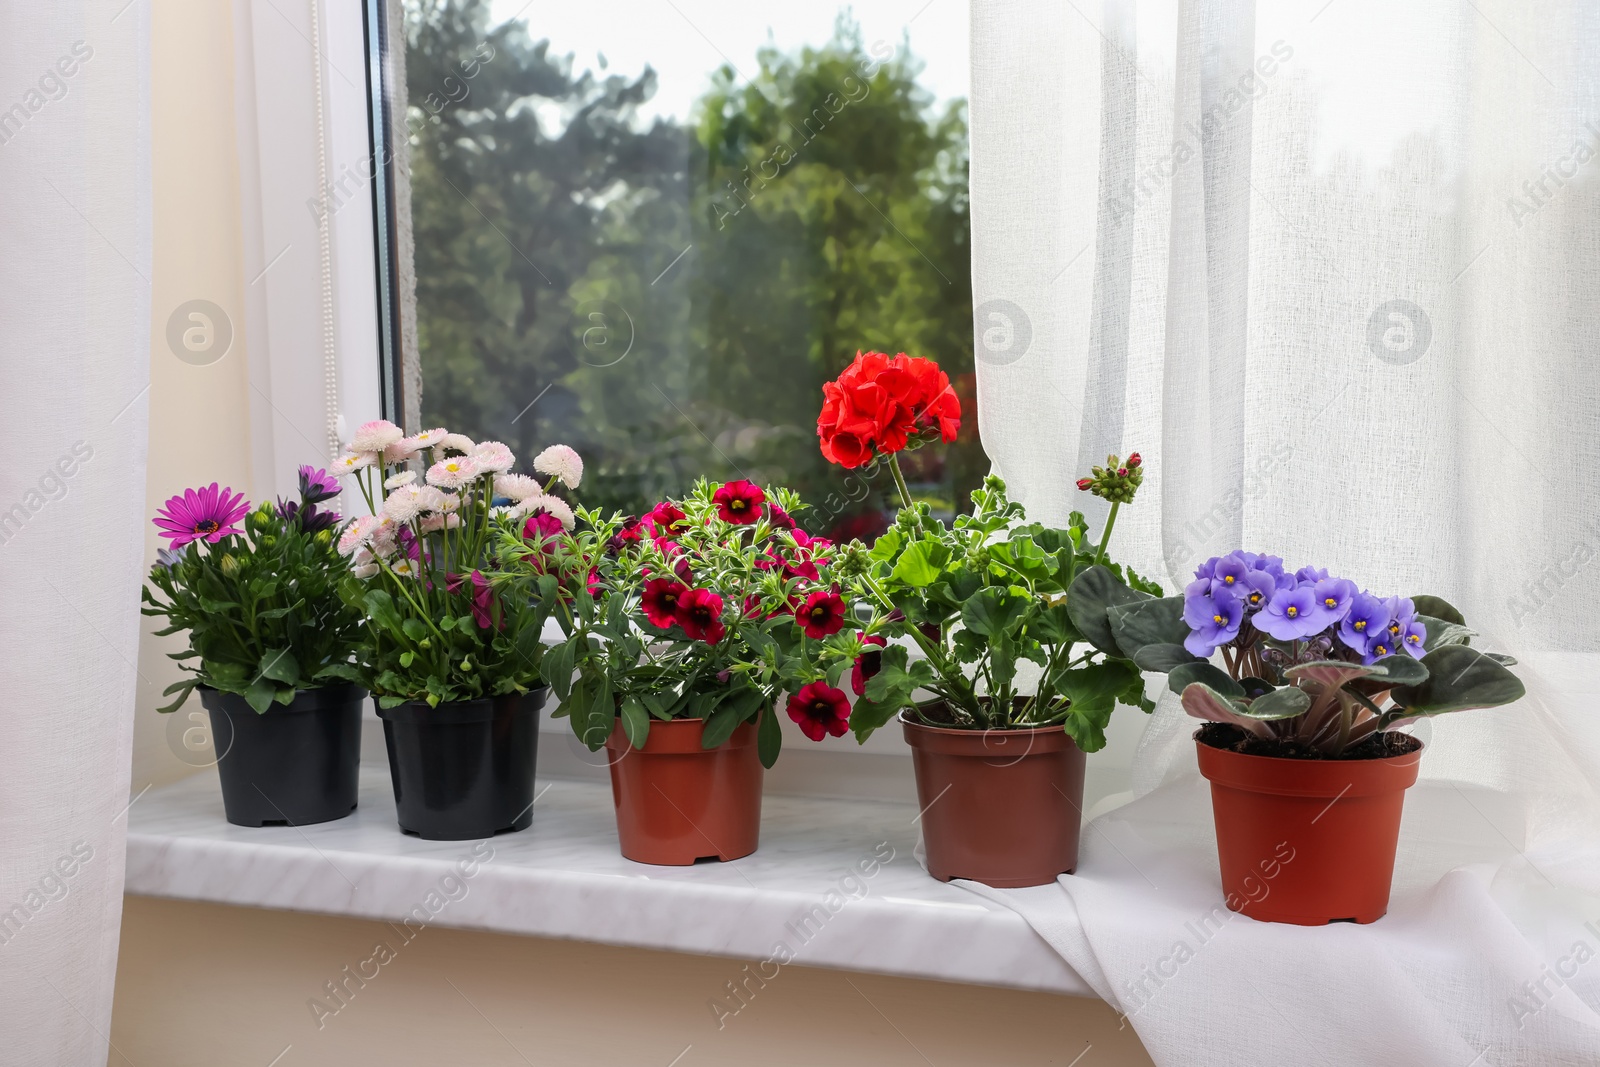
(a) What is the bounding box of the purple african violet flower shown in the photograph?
[1383,597,1417,644]
[1257,584,1324,641]
[1209,551,1252,595]
[1398,618,1428,659]
[1311,577,1358,628]
[1245,552,1286,580]
[299,465,341,504]
[1364,628,1401,664]
[1238,569,1279,612]
[1295,565,1329,584]
[1338,591,1391,653]
[1183,582,1244,656]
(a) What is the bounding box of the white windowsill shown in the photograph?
[124,756,1095,997]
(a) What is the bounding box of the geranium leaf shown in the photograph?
[889,539,949,587]
[961,588,1028,637]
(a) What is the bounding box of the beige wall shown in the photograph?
[134,0,255,795]
[118,6,1154,1066]
[113,896,1154,1067]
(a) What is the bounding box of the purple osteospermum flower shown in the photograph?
[1338,592,1392,653]
[1311,577,1358,628]
[1183,583,1244,656]
[1257,584,1324,641]
[298,465,341,504]
[153,545,189,572]
[153,483,251,549]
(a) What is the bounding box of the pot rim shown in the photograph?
[376,686,549,725]
[1196,735,1424,797]
[604,716,758,755]
[897,708,1067,737]
[199,683,368,714]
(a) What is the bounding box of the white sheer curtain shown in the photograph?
[0,4,150,1064]
[969,0,1600,1062]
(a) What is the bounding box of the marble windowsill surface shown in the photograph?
[124,761,1095,997]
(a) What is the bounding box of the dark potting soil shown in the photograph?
[1194,722,1423,761]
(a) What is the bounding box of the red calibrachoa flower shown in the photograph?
[676,587,726,644]
[796,588,847,639]
[641,578,689,629]
[851,633,888,696]
[787,681,851,741]
[712,480,766,524]
[644,501,689,537]
[816,350,960,472]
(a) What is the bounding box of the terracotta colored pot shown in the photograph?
[1197,738,1423,925]
[605,718,763,865]
[901,712,1087,888]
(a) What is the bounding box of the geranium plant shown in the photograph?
[1070,549,1526,756]
[142,467,363,712]
[332,420,583,708]
[801,462,1160,750]
[503,479,848,768]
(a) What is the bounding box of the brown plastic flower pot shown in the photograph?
[1197,738,1423,925]
[902,713,1087,888]
[605,718,763,865]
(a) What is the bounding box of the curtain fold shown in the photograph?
[0,4,151,1064]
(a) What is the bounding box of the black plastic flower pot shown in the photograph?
[376,689,546,840]
[199,684,366,827]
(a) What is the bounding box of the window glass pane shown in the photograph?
[402,0,977,538]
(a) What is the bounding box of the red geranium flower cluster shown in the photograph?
[817,351,961,469]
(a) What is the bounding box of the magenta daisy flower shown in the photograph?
[153,483,250,548]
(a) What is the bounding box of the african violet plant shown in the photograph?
[805,459,1159,751]
[500,480,844,768]
[142,467,363,712]
[332,420,584,708]
[1068,549,1526,756]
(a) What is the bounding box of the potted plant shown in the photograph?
[1071,551,1526,924]
[812,350,1159,886]
[508,480,841,865]
[142,468,366,826]
[333,420,582,840]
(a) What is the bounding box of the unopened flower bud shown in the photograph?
[1076,478,1093,491]
[1117,467,1127,477]
[219,554,240,577]
[1126,452,1142,469]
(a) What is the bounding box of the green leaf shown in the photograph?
[757,702,783,768]
[244,676,276,714]
[1107,597,1188,659]
[620,696,650,750]
[541,636,577,701]
[1411,595,1466,627]
[1390,645,1526,717]
[1132,642,1201,673]
[1066,565,1149,656]
[258,648,300,687]
[1179,682,1269,737]
[701,699,745,749]
[402,618,430,643]
[1030,600,1081,645]
[1366,655,1429,687]
[849,694,902,742]
[156,679,197,713]
[1239,686,1310,720]
[1284,660,1378,693]
[399,651,415,668]
[961,588,1028,637]
[1417,615,1475,652]
[1167,661,1243,699]
[1053,660,1142,752]
[363,589,405,636]
[889,539,950,587]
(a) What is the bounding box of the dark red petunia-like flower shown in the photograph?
[712,480,766,524]
[796,588,847,639]
[787,681,851,741]
[644,501,689,538]
[676,587,727,644]
[765,503,796,530]
[445,569,497,629]
[640,578,689,629]
[851,633,888,696]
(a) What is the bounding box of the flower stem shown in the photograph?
[1095,501,1120,565]
[888,453,915,511]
